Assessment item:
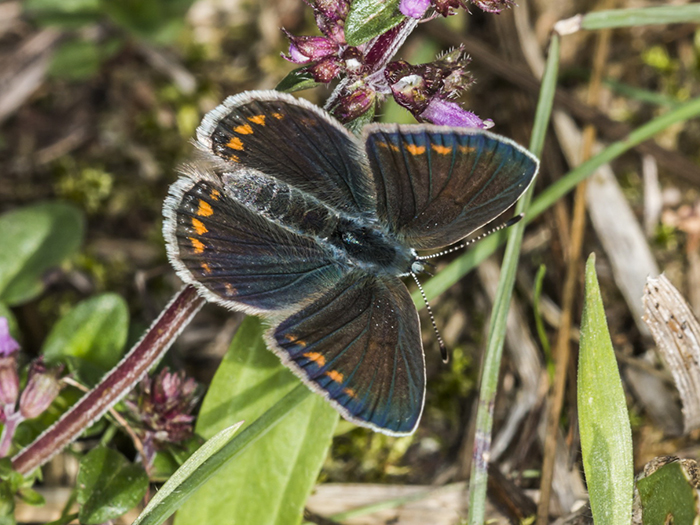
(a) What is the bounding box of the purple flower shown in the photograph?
[400,0,431,19]
[420,98,494,128]
[19,359,64,420]
[0,318,19,357]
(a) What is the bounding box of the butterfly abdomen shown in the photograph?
[222,171,340,240]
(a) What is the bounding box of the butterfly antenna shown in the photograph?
[418,213,524,260]
[411,272,449,363]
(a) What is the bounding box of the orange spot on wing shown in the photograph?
[224,283,236,296]
[192,218,208,235]
[227,137,244,150]
[229,154,240,162]
[377,141,400,152]
[189,237,205,253]
[248,115,266,125]
[210,189,221,200]
[234,124,253,134]
[405,144,426,155]
[197,200,214,217]
[458,145,476,154]
[326,370,344,383]
[303,351,325,366]
[201,262,212,274]
[343,387,356,398]
[271,112,284,120]
[431,144,452,155]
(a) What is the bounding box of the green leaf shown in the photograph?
[132,422,243,525]
[42,293,129,384]
[77,447,148,525]
[0,202,84,306]
[101,0,195,45]
[345,0,404,46]
[578,253,634,525]
[637,461,699,524]
[23,0,102,28]
[275,67,321,93]
[175,317,338,525]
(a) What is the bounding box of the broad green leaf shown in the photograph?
[345,0,404,47]
[42,293,129,384]
[0,202,84,306]
[132,422,243,525]
[77,447,148,525]
[637,461,699,524]
[578,253,633,525]
[175,317,338,525]
[276,67,321,93]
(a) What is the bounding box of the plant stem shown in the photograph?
[466,31,560,525]
[12,285,205,475]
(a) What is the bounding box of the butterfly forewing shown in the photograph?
[365,125,538,250]
[197,91,376,215]
[164,176,346,314]
[268,271,425,436]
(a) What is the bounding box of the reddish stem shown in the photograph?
[12,285,205,475]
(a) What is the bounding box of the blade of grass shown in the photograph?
[132,422,244,525]
[581,5,700,30]
[578,254,633,525]
[466,31,560,525]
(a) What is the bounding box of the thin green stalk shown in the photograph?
[581,5,700,30]
[466,33,560,525]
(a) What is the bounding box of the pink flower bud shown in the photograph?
[19,360,63,420]
[284,34,338,64]
[0,356,19,409]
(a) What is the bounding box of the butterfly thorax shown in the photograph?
[223,171,415,276]
[327,217,415,276]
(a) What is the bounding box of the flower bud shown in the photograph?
[19,360,63,420]
[284,34,338,64]
[0,357,19,409]
[329,87,376,122]
[308,57,342,83]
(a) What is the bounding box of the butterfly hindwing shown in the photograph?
[163,174,346,314]
[197,91,376,215]
[365,124,539,250]
[267,271,425,436]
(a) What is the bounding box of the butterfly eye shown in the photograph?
[411,261,426,274]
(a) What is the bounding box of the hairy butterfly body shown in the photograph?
[163,91,538,435]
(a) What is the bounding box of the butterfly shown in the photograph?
[163,91,538,436]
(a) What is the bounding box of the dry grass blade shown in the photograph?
[643,275,700,433]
